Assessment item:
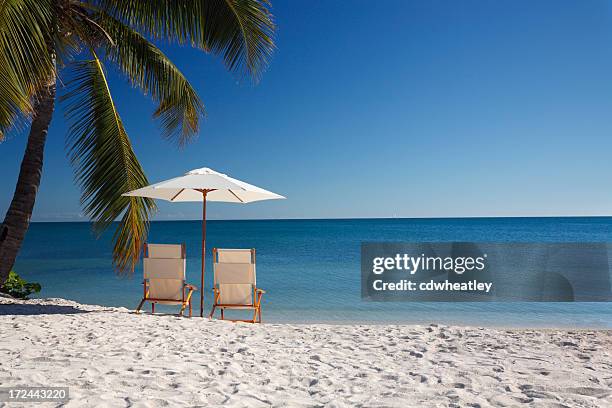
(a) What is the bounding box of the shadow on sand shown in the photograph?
[0,303,91,315]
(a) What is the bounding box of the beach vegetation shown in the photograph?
[0,270,41,299]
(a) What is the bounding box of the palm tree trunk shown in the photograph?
[0,80,56,283]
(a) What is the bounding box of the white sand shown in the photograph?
[0,298,611,407]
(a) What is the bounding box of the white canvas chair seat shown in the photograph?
[135,243,197,317]
[209,248,265,323]
[218,283,254,305]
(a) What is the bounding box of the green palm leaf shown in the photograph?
[0,54,29,140]
[0,0,55,137]
[62,56,156,274]
[99,0,275,81]
[97,13,205,145]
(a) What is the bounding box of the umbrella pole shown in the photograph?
[200,190,207,317]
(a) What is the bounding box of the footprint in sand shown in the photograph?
[409,371,427,383]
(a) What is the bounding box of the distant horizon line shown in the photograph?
[29,214,612,223]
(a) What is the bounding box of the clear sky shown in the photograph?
[2,0,612,221]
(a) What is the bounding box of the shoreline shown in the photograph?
[11,296,612,330]
[22,296,612,330]
[1,297,611,407]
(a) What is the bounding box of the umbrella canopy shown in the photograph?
[123,167,285,316]
[123,167,285,203]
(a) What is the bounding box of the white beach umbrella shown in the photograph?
[123,167,285,317]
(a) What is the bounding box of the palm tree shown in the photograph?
[0,0,275,282]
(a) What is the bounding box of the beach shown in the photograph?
[2,0,612,406]
[1,297,611,407]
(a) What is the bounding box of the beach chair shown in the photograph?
[209,248,265,323]
[135,243,197,317]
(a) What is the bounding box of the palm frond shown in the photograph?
[61,56,156,274]
[97,13,205,145]
[98,0,275,81]
[0,0,55,136]
[0,54,29,140]
[55,1,114,66]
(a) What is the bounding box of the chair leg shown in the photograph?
[220,309,224,320]
[209,305,216,319]
[151,303,155,314]
[252,308,258,323]
[189,300,192,317]
[135,298,146,314]
[258,307,262,323]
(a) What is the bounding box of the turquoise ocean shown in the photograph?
[13,217,612,328]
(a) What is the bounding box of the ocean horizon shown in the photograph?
[15,216,612,328]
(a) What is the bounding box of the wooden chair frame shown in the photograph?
[209,248,266,323]
[135,243,198,317]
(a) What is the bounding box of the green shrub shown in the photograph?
[0,270,41,299]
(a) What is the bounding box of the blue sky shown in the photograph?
[2,0,612,221]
